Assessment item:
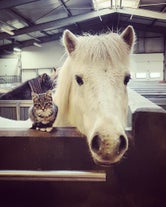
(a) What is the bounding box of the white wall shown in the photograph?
[0,58,19,76]
[0,39,66,82]
[21,40,66,81]
[22,40,65,69]
[131,53,164,80]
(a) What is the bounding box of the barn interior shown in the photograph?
[0,0,166,207]
[0,0,166,109]
[0,0,165,116]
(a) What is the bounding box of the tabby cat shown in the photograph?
[29,90,58,132]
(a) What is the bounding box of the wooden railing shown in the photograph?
[0,127,107,183]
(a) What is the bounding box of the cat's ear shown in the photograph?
[31,91,38,99]
[46,90,52,97]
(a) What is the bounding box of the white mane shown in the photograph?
[73,32,131,66]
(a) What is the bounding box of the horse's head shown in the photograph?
[54,26,135,166]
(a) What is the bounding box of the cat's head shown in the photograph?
[31,90,53,110]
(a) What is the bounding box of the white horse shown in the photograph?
[54,25,135,165]
[0,26,135,166]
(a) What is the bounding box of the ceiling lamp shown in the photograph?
[33,42,42,47]
[1,27,14,35]
[13,47,22,52]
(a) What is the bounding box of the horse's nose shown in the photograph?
[91,134,101,153]
[91,134,127,155]
[118,135,127,154]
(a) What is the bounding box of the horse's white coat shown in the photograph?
[54,26,135,165]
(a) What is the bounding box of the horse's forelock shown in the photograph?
[72,33,130,67]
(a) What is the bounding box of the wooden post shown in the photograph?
[163,35,166,81]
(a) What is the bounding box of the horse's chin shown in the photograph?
[93,159,116,167]
[94,159,112,167]
[93,155,123,167]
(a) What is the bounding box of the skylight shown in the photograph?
[93,0,140,9]
[121,0,140,8]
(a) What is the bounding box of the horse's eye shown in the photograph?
[124,74,131,85]
[75,75,84,86]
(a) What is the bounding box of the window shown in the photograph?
[135,72,147,79]
[93,0,140,9]
[150,72,161,79]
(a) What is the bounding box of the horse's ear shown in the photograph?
[63,30,78,54]
[121,26,135,51]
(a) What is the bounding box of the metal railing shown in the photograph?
[0,100,32,120]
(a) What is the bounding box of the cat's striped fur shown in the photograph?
[29,90,58,132]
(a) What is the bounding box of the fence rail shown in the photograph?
[0,100,32,120]
[0,75,21,84]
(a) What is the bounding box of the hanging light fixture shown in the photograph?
[13,47,22,52]
[1,27,14,35]
[33,42,42,47]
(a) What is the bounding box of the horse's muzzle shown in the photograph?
[90,133,128,165]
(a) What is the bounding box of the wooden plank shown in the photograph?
[0,127,102,171]
[0,170,106,182]
[0,127,83,138]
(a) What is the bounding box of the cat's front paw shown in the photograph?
[46,127,53,132]
[37,127,46,132]
[36,127,53,132]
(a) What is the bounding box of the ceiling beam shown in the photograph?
[58,0,72,17]
[118,7,166,21]
[0,33,62,51]
[8,8,50,37]
[8,8,34,26]
[118,21,166,35]
[0,0,40,10]
[0,7,165,41]
[135,0,141,8]
[0,8,115,40]
[1,19,165,52]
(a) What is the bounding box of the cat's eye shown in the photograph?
[124,74,131,85]
[75,75,84,86]
[45,102,50,107]
[34,103,40,108]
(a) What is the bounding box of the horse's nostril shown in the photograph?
[118,135,127,153]
[91,135,101,153]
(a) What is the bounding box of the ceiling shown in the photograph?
[0,0,165,54]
